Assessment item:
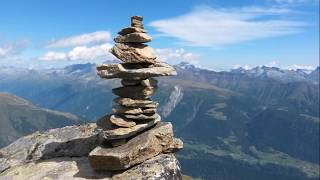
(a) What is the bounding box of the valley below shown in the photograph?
[0,63,319,180]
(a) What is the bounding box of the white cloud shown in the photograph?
[155,48,200,64]
[0,46,12,58]
[150,6,306,47]
[39,51,67,61]
[285,64,316,70]
[232,64,252,70]
[0,40,28,58]
[47,31,112,48]
[40,43,113,61]
[68,43,113,60]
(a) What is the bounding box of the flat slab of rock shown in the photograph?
[115,32,151,43]
[112,105,156,115]
[112,105,143,114]
[97,115,160,140]
[141,108,157,114]
[110,43,156,64]
[0,124,100,170]
[122,113,160,121]
[89,122,183,170]
[97,62,177,79]
[109,115,136,128]
[121,79,141,86]
[112,86,157,99]
[118,27,147,35]
[1,154,182,180]
[121,78,157,87]
[114,97,159,108]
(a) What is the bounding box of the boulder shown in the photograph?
[89,122,183,170]
[97,62,177,79]
[112,86,157,99]
[115,32,152,43]
[0,123,101,175]
[0,124,99,167]
[114,97,159,108]
[0,123,183,179]
[110,43,156,64]
[1,154,182,180]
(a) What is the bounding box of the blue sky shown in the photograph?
[0,0,318,70]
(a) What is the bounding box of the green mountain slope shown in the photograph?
[0,93,83,147]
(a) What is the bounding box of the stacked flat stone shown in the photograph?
[89,16,181,171]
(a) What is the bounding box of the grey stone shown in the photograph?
[121,79,141,86]
[110,43,156,64]
[97,115,160,140]
[1,154,182,180]
[111,139,127,147]
[115,32,152,43]
[120,78,158,87]
[118,27,147,35]
[123,113,160,121]
[142,108,157,114]
[0,121,183,180]
[97,62,177,79]
[0,158,10,174]
[0,124,100,169]
[112,86,157,99]
[141,78,158,87]
[131,16,144,29]
[89,122,183,170]
[112,105,143,114]
[112,105,157,115]
[109,115,136,128]
[114,97,159,108]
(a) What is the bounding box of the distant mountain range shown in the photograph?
[177,62,319,83]
[0,93,82,147]
[0,62,319,180]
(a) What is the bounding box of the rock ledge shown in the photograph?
[0,123,182,180]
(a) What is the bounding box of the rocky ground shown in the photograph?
[0,123,182,180]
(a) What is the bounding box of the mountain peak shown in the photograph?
[63,63,96,74]
[175,61,197,70]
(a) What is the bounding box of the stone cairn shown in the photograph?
[88,16,183,171]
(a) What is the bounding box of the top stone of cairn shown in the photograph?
[131,16,144,29]
[111,16,156,64]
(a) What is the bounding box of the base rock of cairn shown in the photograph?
[88,16,183,173]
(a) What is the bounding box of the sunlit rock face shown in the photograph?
[0,123,182,180]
